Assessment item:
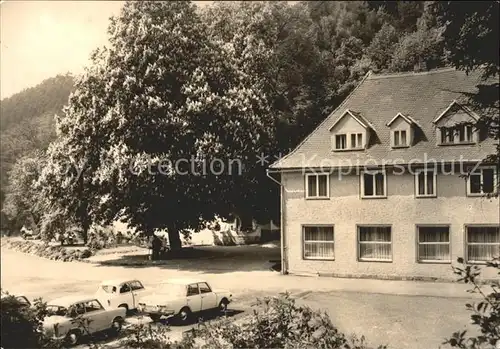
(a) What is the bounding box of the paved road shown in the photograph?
[1,247,480,349]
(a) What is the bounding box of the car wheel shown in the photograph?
[219,299,229,314]
[149,314,161,322]
[111,317,123,335]
[178,307,191,324]
[65,329,80,346]
[118,304,129,316]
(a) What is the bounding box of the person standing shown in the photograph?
[151,235,162,260]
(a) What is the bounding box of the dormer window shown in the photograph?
[386,113,417,148]
[439,124,473,145]
[393,130,407,147]
[335,134,347,150]
[334,133,363,150]
[434,101,479,146]
[329,109,374,152]
[351,133,363,149]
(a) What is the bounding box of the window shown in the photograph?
[415,169,437,197]
[303,226,334,260]
[305,174,329,199]
[101,285,115,293]
[85,300,104,313]
[440,125,474,145]
[467,167,496,196]
[358,226,392,261]
[335,133,363,150]
[69,303,86,317]
[393,130,408,147]
[335,134,347,149]
[466,226,500,263]
[458,124,473,142]
[47,305,69,317]
[361,170,386,198]
[130,281,144,291]
[350,133,363,148]
[187,284,199,297]
[198,283,212,294]
[440,127,454,144]
[417,226,450,262]
[120,284,131,293]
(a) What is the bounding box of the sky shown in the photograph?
[0,0,214,99]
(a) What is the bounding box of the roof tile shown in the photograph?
[271,68,496,169]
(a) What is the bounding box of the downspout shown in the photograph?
[266,169,287,275]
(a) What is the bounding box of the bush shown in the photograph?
[118,294,385,349]
[443,257,500,349]
[1,294,40,348]
[195,293,386,349]
[0,290,62,349]
[121,322,195,349]
[4,240,93,261]
[86,226,118,251]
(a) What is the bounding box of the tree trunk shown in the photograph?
[82,223,89,245]
[151,242,160,260]
[167,224,182,251]
[81,205,90,246]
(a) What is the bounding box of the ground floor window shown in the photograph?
[303,226,334,260]
[417,225,450,262]
[358,226,392,261]
[466,225,500,263]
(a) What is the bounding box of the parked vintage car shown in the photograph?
[137,278,232,323]
[95,278,146,312]
[1,293,31,308]
[42,295,126,345]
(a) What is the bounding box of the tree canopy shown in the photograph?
[38,1,275,249]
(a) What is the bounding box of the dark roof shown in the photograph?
[271,68,496,169]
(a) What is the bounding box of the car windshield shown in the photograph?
[155,283,186,297]
[46,305,68,317]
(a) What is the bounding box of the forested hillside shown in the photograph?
[0,74,75,132]
[202,1,446,156]
[0,74,75,227]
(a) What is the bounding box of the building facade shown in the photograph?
[269,68,499,281]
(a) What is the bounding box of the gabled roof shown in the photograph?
[329,109,375,131]
[433,100,481,124]
[386,112,420,127]
[270,68,495,169]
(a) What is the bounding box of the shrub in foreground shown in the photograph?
[194,293,386,349]
[443,257,500,349]
[0,290,62,349]
[121,322,195,349]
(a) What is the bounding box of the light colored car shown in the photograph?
[137,278,232,323]
[42,295,126,346]
[95,278,146,312]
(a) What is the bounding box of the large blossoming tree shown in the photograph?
[36,51,109,243]
[40,1,275,250]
